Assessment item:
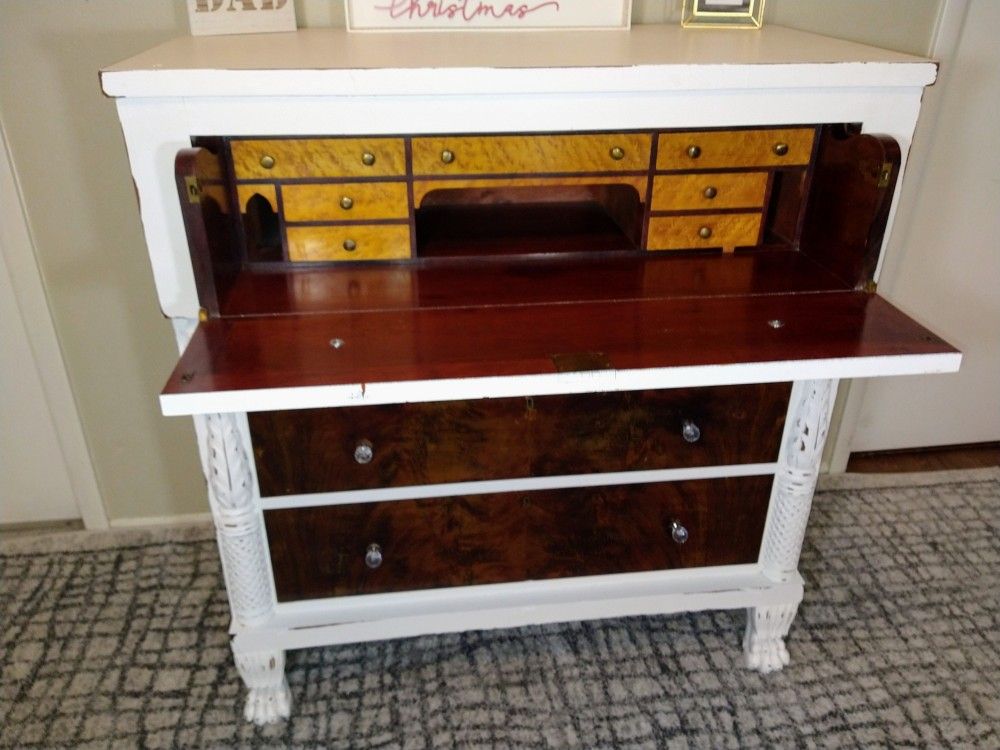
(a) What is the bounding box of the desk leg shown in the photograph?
[747,379,836,673]
[204,412,291,724]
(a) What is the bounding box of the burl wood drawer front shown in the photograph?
[265,476,774,600]
[230,138,407,179]
[646,214,762,252]
[249,383,791,496]
[656,128,815,170]
[651,173,769,212]
[411,134,653,176]
[282,182,409,222]
[286,225,411,262]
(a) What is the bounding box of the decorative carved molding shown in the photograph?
[234,649,292,725]
[760,379,836,581]
[205,412,275,627]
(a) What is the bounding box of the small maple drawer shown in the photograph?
[286,225,411,262]
[282,182,410,222]
[230,137,406,179]
[248,383,791,496]
[264,475,774,600]
[411,133,653,175]
[651,172,769,212]
[647,214,762,252]
[656,128,816,170]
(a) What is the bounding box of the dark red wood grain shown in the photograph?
[264,476,773,600]
[163,291,955,398]
[249,383,790,495]
[218,250,849,317]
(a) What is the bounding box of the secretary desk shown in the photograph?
[101,24,960,723]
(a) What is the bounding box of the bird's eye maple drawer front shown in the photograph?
[281,182,410,222]
[656,128,816,171]
[647,214,763,252]
[230,137,407,179]
[264,475,774,600]
[249,383,791,496]
[410,133,653,175]
[286,225,411,262]
[650,173,769,212]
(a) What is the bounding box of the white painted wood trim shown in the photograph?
[0,121,108,530]
[260,463,778,510]
[235,568,803,651]
[109,512,212,528]
[161,352,961,416]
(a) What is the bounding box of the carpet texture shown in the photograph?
[2,469,998,748]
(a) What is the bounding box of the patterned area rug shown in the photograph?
[2,469,998,749]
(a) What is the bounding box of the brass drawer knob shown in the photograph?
[610,146,625,161]
[681,419,701,443]
[440,149,455,164]
[353,439,373,464]
[703,186,718,199]
[686,144,701,159]
[361,151,376,166]
[671,520,689,545]
[343,239,357,252]
[340,196,354,210]
[698,226,712,240]
[773,142,789,156]
[364,543,383,569]
[259,154,275,169]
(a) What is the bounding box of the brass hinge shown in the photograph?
[184,175,202,203]
[862,279,878,293]
[877,161,893,189]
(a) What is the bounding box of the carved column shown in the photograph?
[746,379,837,673]
[204,412,291,724]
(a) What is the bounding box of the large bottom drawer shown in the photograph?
[265,476,773,601]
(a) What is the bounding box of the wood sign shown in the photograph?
[186,0,297,36]
[345,0,632,31]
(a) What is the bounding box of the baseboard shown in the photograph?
[110,512,213,528]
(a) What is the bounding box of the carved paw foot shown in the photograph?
[234,648,292,725]
[244,679,292,725]
[744,603,798,674]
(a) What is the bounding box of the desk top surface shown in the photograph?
[101,24,936,98]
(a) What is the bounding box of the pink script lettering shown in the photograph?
[373,0,561,22]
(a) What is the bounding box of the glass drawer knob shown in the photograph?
[365,543,383,569]
[671,521,689,545]
[340,196,354,210]
[703,186,718,199]
[259,154,275,169]
[686,145,701,159]
[354,439,373,464]
[698,226,712,240]
[682,419,701,443]
[440,149,455,164]
[610,146,625,160]
[361,151,376,166]
[343,239,357,252]
[773,142,789,156]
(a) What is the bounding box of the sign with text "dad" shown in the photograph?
[187,0,297,36]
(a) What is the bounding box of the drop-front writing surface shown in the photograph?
[102,25,958,724]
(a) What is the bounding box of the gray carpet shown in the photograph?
[2,469,999,749]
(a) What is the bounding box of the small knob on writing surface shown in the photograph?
[703,186,718,199]
[354,439,373,464]
[365,543,383,569]
[671,521,689,545]
[340,196,354,210]
[440,149,455,164]
[610,146,625,161]
[773,142,789,156]
[259,154,275,169]
[698,226,712,240]
[686,145,701,159]
[361,151,376,166]
[682,419,701,443]
[343,239,357,252]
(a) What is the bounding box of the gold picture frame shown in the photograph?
[681,0,766,29]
